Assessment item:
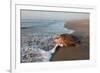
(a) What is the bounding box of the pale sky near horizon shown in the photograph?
[21,10,89,22]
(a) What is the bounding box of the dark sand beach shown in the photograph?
[51,19,89,61]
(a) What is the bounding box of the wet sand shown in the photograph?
[51,19,89,61]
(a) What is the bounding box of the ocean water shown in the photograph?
[21,21,74,34]
[21,20,74,63]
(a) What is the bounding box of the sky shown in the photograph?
[21,10,89,23]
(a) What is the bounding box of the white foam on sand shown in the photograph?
[21,21,74,63]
